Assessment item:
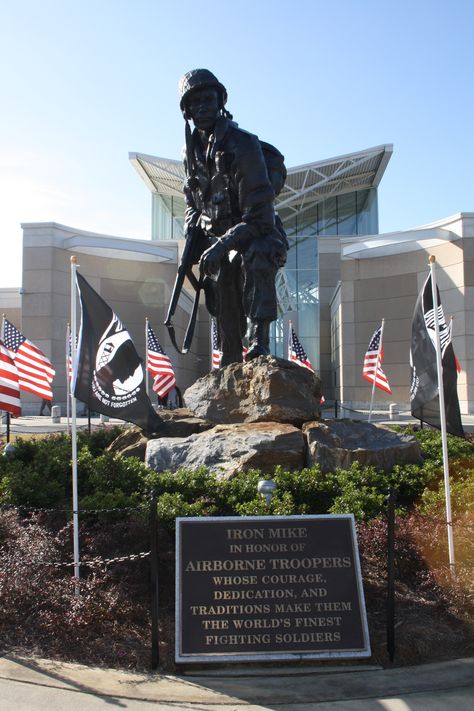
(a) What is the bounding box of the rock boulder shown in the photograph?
[183,356,322,425]
[145,422,305,478]
[303,419,422,473]
[106,408,212,460]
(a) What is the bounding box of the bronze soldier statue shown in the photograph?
[177,68,288,366]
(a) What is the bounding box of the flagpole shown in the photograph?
[66,323,71,434]
[1,315,10,443]
[70,256,81,593]
[145,317,149,397]
[429,255,456,576]
[368,319,384,423]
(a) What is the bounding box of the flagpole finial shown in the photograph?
[429,255,436,264]
[70,255,77,264]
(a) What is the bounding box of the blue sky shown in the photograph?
[1,0,473,287]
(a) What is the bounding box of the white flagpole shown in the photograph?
[70,256,80,593]
[145,317,149,396]
[368,319,384,423]
[66,323,71,434]
[429,255,456,576]
[288,319,292,359]
[1,315,10,438]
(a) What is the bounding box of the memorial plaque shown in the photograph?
[175,515,371,663]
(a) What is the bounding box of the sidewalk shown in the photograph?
[0,414,123,437]
[0,654,472,710]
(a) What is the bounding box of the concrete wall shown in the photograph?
[333,213,473,413]
[0,289,22,333]
[20,223,209,415]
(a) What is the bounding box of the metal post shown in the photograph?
[386,487,396,662]
[145,318,149,397]
[6,412,10,443]
[429,256,456,576]
[150,493,160,670]
[368,319,385,423]
[70,256,80,594]
[66,323,71,435]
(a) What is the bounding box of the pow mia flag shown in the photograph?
[410,273,464,438]
[74,273,164,434]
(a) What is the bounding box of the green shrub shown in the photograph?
[0,435,72,507]
[77,426,124,457]
[418,467,474,516]
[155,492,218,529]
[236,490,296,516]
[408,427,474,464]
[79,490,145,522]
[2,425,472,526]
[80,452,148,498]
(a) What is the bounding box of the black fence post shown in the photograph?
[386,487,397,662]
[334,400,338,419]
[6,412,10,443]
[150,493,159,670]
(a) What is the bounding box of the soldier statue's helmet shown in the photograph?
[179,68,228,119]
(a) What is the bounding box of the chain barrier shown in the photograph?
[2,550,151,570]
[1,501,154,570]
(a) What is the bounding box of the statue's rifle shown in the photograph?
[164,225,203,354]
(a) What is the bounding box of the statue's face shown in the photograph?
[187,87,220,130]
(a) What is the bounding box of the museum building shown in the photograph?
[2,143,473,415]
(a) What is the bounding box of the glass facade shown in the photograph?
[272,188,378,367]
[152,188,378,369]
[152,194,186,241]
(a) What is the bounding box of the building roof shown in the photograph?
[21,223,178,263]
[340,213,472,260]
[129,144,393,210]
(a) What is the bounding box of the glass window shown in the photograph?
[152,194,185,240]
[356,189,378,235]
[337,193,358,235]
[318,196,338,235]
[295,234,317,272]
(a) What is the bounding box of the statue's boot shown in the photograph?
[244,319,271,361]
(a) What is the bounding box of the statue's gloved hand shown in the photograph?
[199,240,227,280]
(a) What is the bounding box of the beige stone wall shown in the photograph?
[0,289,22,334]
[20,223,209,415]
[335,216,472,413]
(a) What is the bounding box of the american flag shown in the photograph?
[0,339,21,417]
[211,319,222,369]
[288,325,314,372]
[363,326,392,394]
[3,319,55,400]
[146,324,176,398]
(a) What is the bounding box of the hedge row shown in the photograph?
[0,426,473,529]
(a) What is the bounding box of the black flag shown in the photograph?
[410,273,464,437]
[74,272,164,434]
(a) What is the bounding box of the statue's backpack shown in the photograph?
[260,140,287,198]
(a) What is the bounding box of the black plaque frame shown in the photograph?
[176,515,371,664]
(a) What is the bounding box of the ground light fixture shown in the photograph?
[257,478,276,505]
